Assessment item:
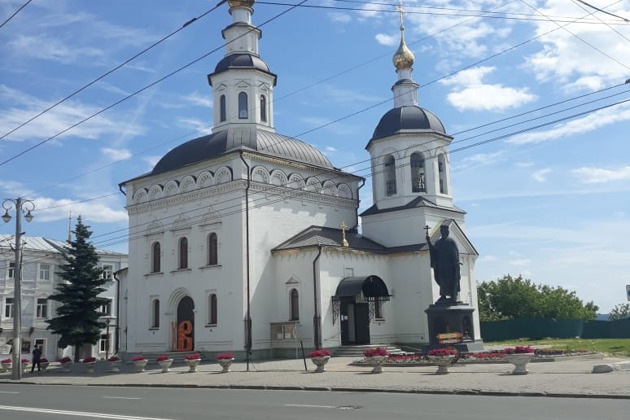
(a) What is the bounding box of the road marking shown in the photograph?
[103,396,142,400]
[0,405,176,420]
[0,391,19,394]
[285,404,337,409]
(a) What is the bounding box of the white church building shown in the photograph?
[119,0,480,358]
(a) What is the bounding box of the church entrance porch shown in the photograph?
[175,296,195,351]
[333,276,390,346]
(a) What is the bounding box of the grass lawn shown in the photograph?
[486,338,630,357]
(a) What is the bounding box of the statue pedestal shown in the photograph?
[425,303,483,352]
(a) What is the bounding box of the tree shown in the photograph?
[477,274,598,321]
[46,217,107,361]
[608,303,630,321]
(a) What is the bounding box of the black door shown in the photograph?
[355,303,370,344]
[176,296,195,351]
[340,300,349,345]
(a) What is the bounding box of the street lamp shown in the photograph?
[2,197,35,380]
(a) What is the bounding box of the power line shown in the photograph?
[0,0,227,142]
[0,0,33,30]
[575,0,629,22]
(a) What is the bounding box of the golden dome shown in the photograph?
[393,33,414,70]
[228,0,255,9]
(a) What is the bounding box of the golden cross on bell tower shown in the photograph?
[340,221,349,247]
[396,0,405,30]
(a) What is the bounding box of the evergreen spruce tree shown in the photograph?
[46,216,107,361]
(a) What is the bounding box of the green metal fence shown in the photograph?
[480,318,630,342]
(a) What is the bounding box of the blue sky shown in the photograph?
[1,0,629,312]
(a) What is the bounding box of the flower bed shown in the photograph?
[83,356,96,363]
[427,348,458,357]
[1,358,11,364]
[58,356,72,364]
[308,349,331,358]
[185,353,201,361]
[216,352,233,360]
[132,355,145,362]
[108,356,119,362]
[156,354,170,362]
[503,346,535,354]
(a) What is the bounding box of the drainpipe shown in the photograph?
[312,244,323,350]
[239,151,252,370]
[113,271,121,356]
[352,179,365,231]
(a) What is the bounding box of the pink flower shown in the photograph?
[1,358,11,364]
[83,356,96,363]
[427,348,457,357]
[216,352,233,360]
[132,355,145,362]
[185,353,201,361]
[308,349,331,358]
[108,356,119,362]
[58,356,72,364]
[364,347,388,357]
[156,354,170,362]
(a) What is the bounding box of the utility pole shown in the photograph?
[2,197,35,380]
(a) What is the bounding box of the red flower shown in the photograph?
[364,347,388,357]
[83,356,96,363]
[1,358,11,364]
[132,355,146,362]
[216,352,234,360]
[427,348,457,357]
[156,354,170,362]
[58,356,72,364]
[308,349,331,358]
[108,356,119,362]
[185,353,201,360]
[503,346,535,354]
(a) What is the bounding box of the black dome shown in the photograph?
[371,106,446,141]
[151,130,333,175]
[213,53,270,75]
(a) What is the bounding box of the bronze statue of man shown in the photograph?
[426,224,461,304]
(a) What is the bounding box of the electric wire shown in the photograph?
[0,0,33,30]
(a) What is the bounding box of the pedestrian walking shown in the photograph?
[31,345,42,374]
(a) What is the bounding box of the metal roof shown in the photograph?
[0,234,126,256]
[334,275,390,298]
[368,105,448,146]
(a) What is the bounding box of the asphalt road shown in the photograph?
[0,384,627,420]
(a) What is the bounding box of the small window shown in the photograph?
[102,264,113,280]
[289,289,299,321]
[8,262,15,279]
[260,95,267,122]
[36,299,48,318]
[39,263,51,280]
[99,334,109,352]
[178,237,188,269]
[220,94,226,122]
[238,92,248,119]
[4,297,14,318]
[410,153,426,193]
[151,242,161,273]
[99,299,112,316]
[208,294,217,325]
[208,233,218,266]
[438,154,448,194]
[384,155,397,196]
[151,299,160,328]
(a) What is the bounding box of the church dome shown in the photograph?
[151,130,333,175]
[371,105,446,141]
[210,53,273,80]
[393,38,414,70]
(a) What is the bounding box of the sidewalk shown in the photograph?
[2,355,629,399]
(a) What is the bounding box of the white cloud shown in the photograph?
[325,146,337,152]
[328,12,352,24]
[181,92,213,108]
[375,33,398,47]
[101,148,132,161]
[143,155,161,169]
[175,118,212,135]
[441,67,536,111]
[0,85,143,142]
[8,35,104,64]
[508,102,630,145]
[532,168,551,183]
[572,166,630,184]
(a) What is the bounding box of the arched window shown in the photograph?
[384,155,396,196]
[151,299,160,328]
[260,95,267,122]
[220,95,226,122]
[438,154,448,194]
[151,242,161,273]
[375,299,384,319]
[289,288,299,321]
[208,233,218,266]
[209,294,217,325]
[238,92,248,119]
[178,237,188,269]
[410,153,426,193]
